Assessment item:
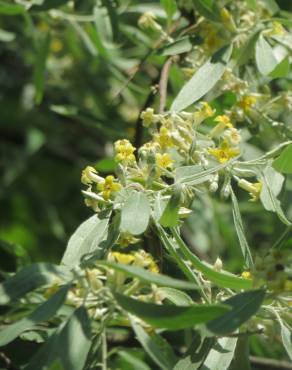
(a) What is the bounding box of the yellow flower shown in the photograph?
[134,250,159,273]
[242,271,252,280]
[209,115,233,138]
[238,179,262,202]
[220,8,236,32]
[265,21,285,37]
[155,153,173,168]
[140,108,159,127]
[138,12,162,32]
[81,166,102,185]
[193,101,215,126]
[114,139,136,163]
[50,38,63,53]
[238,95,257,112]
[109,252,135,265]
[223,128,241,146]
[97,175,121,200]
[156,127,173,149]
[208,140,240,163]
[118,232,140,247]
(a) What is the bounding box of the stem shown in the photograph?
[159,57,174,114]
[102,331,107,370]
[249,356,292,370]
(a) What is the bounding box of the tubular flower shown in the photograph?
[193,101,215,126]
[242,271,253,280]
[155,126,174,149]
[265,21,285,37]
[209,115,233,138]
[114,139,136,164]
[155,153,173,169]
[97,175,121,200]
[238,179,262,202]
[138,12,162,32]
[223,128,241,146]
[81,166,103,185]
[238,95,257,112]
[109,252,135,265]
[208,140,240,163]
[134,250,159,273]
[140,108,159,127]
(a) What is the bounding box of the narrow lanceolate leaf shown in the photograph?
[62,212,111,266]
[0,263,72,305]
[160,37,192,56]
[120,191,151,235]
[201,337,238,370]
[255,35,278,75]
[156,287,193,306]
[130,318,177,370]
[230,189,254,268]
[0,1,25,15]
[159,186,181,227]
[30,0,70,11]
[97,261,198,290]
[25,307,91,370]
[160,0,177,21]
[115,293,229,331]
[281,323,292,361]
[0,285,70,346]
[269,56,290,79]
[168,227,252,290]
[273,144,292,174]
[171,45,232,112]
[192,0,220,22]
[260,166,291,225]
[207,290,265,335]
[33,32,51,104]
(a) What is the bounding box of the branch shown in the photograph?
[158,57,174,114]
[250,356,292,370]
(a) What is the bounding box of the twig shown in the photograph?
[159,57,174,114]
[249,356,292,370]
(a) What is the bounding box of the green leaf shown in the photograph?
[33,32,51,104]
[120,191,151,235]
[168,227,252,290]
[201,337,238,370]
[159,186,181,227]
[62,213,111,266]
[160,37,192,56]
[117,351,151,370]
[269,56,290,79]
[230,189,254,268]
[94,0,116,46]
[115,293,229,330]
[0,28,15,42]
[261,0,279,14]
[230,336,251,370]
[236,29,260,66]
[255,35,278,75]
[207,290,265,335]
[260,166,291,225]
[174,333,214,370]
[130,318,176,370]
[192,0,220,22]
[0,263,72,305]
[273,144,292,174]
[160,0,177,21]
[30,0,69,11]
[281,323,292,361]
[156,287,193,306]
[171,45,232,112]
[0,1,25,15]
[25,307,91,370]
[0,285,70,346]
[97,261,198,290]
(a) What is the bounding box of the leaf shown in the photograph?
[255,35,278,75]
[0,285,70,346]
[171,45,232,112]
[0,263,72,305]
[280,323,292,361]
[230,189,254,268]
[174,333,214,370]
[62,213,111,266]
[30,0,69,11]
[273,144,292,174]
[160,37,192,56]
[94,0,116,46]
[261,0,279,14]
[175,162,232,186]
[168,227,252,290]
[33,32,51,104]
[269,56,290,79]
[25,307,91,370]
[192,0,220,22]
[156,287,193,306]
[120,191,151,235]
[260,166,291,225]
[117,351,151,370]
[236,29,260,66]
[159,186,181,227]
[207,290,265,335]
[160,0,177,21]
[130,318,176,370]
[115,293,229,330]
[97,261,198,290]
[229,336,251,370]
[0,28,15,42]
[0,1,25,15]
[201,337,238,370]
